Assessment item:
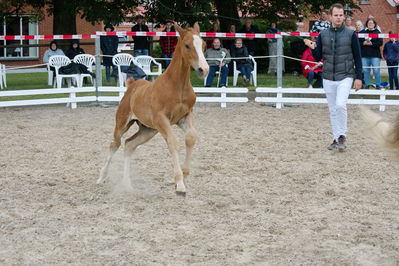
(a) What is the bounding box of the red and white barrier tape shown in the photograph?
[1,31,399,40]
[0,34,97,41]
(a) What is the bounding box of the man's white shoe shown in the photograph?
[308,84,313,89]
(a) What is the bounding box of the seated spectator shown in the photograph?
[205,38,231,87]
[383,32,399,90]
[43,40,65,78]
[231,39,252,85]
[301,47,323,88]
[65,40,85,60]
[43,41,65,63]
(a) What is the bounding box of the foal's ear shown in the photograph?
[193,22,200,34]
[174,23,184,36]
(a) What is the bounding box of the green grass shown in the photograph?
[1,69,392,102]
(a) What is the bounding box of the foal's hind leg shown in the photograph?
[97,119,136,184]
[122,123,158,189]
[178,112,197,177]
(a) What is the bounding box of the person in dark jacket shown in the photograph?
[65,40,85,60]
[358,18,383,89]
[131,15,150,56]
[100,24,118,82]
[231,38,252,85]
[267,22,284,74]
[239,19,259,56]
[304,3,362,152]
[383,32,399,90]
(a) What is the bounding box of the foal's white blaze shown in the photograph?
[193,34,209,77]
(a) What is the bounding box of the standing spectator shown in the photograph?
[231,38,252,85]
[205,38,231,87]
[131,15,150,56]
[344,16,356,30]
[65,40,85,60]
[43,40,65,63]
[383,32,399,90]
[301,47,323,88]
[304,3,363,151]
[100,24,118,82]
[354,20,364,33]
[206,22,220,49]
[222,24,237,53]
[43,41,65,78]
[359,18,383,89]
[267,22,284,74]
[240,19,259,56]
[367,15,382,32]
[311,10,331,33]
[159,21,178,68]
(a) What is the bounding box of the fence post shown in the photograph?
[95,36,102,101]
[276,37,283,108]
[276,37,283,89]
[379,88,386,112]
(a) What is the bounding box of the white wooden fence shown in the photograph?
[0,87,96,108]
[2,86,399,111]
[0,86,248,108]
[255,87,399,111]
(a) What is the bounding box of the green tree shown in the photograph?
[0,0,360,35]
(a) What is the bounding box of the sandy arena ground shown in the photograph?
[1,102,398,265]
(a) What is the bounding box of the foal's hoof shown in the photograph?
[176,190,187,197]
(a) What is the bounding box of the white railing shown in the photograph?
[0,87,96,108]
[255,87,399,111]
[98,86,249,108]
[2,86,399,111]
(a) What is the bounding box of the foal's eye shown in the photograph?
[185,44,190,49]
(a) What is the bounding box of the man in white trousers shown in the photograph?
[304,3,363,151]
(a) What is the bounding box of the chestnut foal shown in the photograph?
[97,23,209,195]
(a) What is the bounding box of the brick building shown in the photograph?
[297,0,399,34]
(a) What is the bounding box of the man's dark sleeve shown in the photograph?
[351,32,363,80]
[311,35,323,62]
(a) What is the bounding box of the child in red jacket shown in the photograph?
[301,47,323,88]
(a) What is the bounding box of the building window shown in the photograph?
[360,0,370,4]
[1,15,39,59]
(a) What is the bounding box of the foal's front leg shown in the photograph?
[178,112,197,176]
[155,115,186,195]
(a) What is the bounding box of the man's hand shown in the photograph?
[354,79,362,91]
[304,39,316,49]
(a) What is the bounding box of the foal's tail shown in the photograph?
[360,106,399,159]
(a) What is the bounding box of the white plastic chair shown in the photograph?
[233,55,257,86]
[0,64,6,89]
[112,53,135,87]
[48,55,80,89]
[73,54,95,87]
[46,63,54,86]
[134,55,162,81]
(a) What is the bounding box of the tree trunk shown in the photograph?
[214,0,240,32]
[52,0,77,50]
